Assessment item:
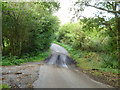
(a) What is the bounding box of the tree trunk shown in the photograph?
[117,16,120,69]
[2,39,5,55]
[113,2,119,64]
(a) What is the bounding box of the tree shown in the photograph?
[71,1,119,53]
[2,2,60,57]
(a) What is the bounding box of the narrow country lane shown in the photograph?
[33,43,111,88]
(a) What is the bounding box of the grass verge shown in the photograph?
[53,41,119,74]
[1,49,51,66]
[0,84,10,89]
[53,41,119,88]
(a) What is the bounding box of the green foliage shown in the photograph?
[2,49,51,66]
[53,41,119,74]
[71,0,120,61]
[56,23,80,44]
[100,53,118,69]
[56,17,117,52]
[55,14,118,74]
[30,15,60,52]
[2,2,60,58]
[0,84,10,89]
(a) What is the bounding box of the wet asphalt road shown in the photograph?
[33,43,111,88]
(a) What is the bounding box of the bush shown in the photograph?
[0,84,10,89]
[30,15,60,53]
[55,18,118,73]
[2,49,51,66]
[2,2,60,57]
[100,53,118,69]
[56,23,80,45]
[53,41,119,74]
[56,18,117,54]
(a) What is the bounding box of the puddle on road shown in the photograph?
[44,53,75,69]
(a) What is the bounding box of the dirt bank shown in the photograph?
[76,67,119,88]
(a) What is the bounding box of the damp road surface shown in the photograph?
[33,43,111,88]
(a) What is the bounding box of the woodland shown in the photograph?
[1,1,120,74]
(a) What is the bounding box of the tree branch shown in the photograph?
[86,4,120,14]
[107,2,112,6]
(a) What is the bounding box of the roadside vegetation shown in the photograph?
[54,40,119,87]
[53,3,119,85]
[54,0,119,75]
[1,1,119,74]
[0,84,10,89]
[1,49,51,66]
[53,41,119,74]
[1,2,60,65]
[1,0,119,88]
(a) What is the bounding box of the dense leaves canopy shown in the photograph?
[2,2,60,57]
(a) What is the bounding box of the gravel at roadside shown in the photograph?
[1,62,43,88]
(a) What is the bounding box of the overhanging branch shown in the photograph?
[86,4,120,14]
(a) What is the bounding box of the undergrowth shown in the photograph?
[53,41,119,74]
[0,84,10,89]
[1,49,51,66]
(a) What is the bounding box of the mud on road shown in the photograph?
[1,62,43,88]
